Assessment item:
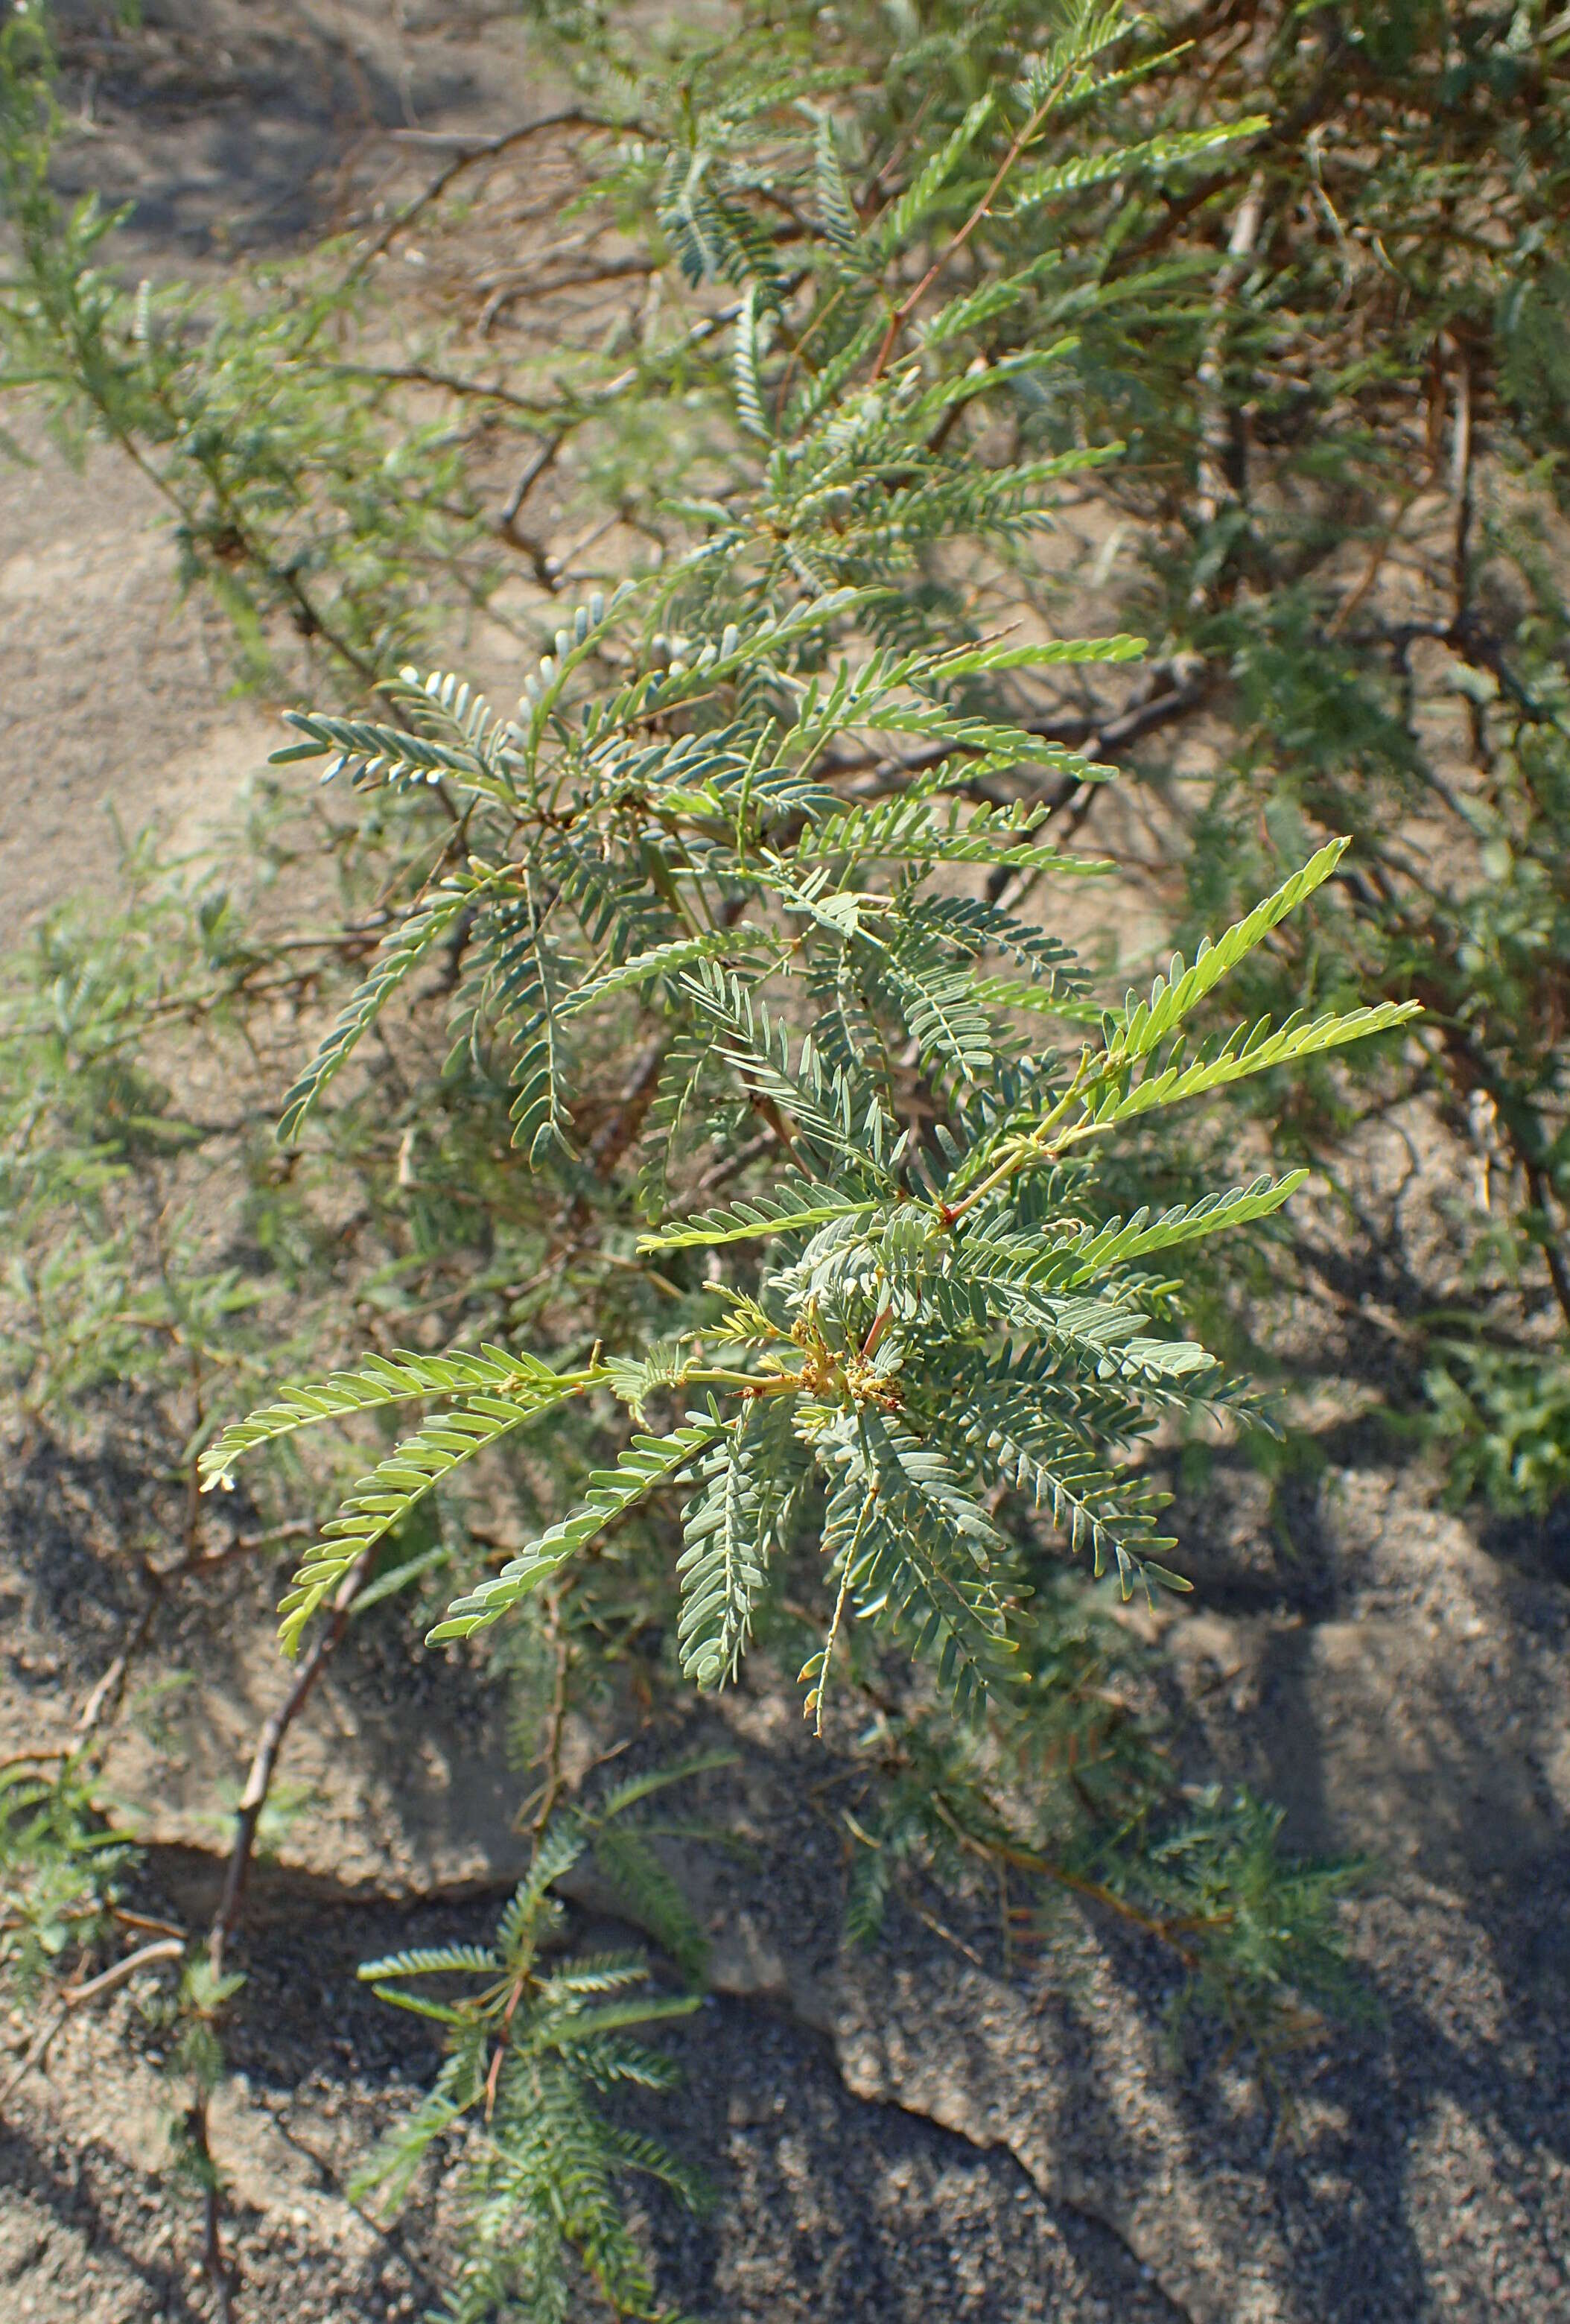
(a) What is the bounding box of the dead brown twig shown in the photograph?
[68,1521,314,1751]
[185,1543,377,2317]
[1189,170,1266,612]
[0,1937,185,2112]
[208,1546,378,1981]
[349,109,620,279]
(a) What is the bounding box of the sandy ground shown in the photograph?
[3,9,1569,2322]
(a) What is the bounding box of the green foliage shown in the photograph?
[1426,1336,1570,1516]
[1026,0,1570,1482]
[15,0,1549,2312]
[7,0,1392,2023]
[0,847,272,1417]
[1,4,482,689]
[0,1754,133,1996]
[206,1345,598,1653]
[215,764,1405,1696]
[1146,1791,1375,2054]
[833,1581,1367,2064]
[352,1776,710,2324]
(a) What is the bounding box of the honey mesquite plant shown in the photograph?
[1,7,1437,2312]
[9,0,1570,1487]
[200,629,1414,1702]
[188,4,1413,1720]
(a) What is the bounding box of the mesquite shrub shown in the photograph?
[14,1,1558,2312]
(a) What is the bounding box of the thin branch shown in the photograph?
[349,110,618,276]
[869,83,1066,384]
[1189,170,1265,611]
[69,1522,313,1749]
[526,1593,573,1839]
[477,253,660,332]
[186,1545,375,2320]
[208,1546,377,1981]
[586,1032,670,1177]
[1525,1161,1570,1335]
[498,432,567,535]
[1,1939,185,2112]
[74,1591,158,1743]
[320,361,556,417]
[1449,329,1474,626]
[839,666,1213,805]
[1326,491,1419,639]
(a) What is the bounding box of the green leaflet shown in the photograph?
[1078,1003,1420,1133]
[676,1400,798,1688]
[603,1336,695,1423]
[838,1409,1014,1712]
[918,1240,1218,1382]
[916,251,1065,346]
[558,930,757,1018]
[959,1366,1180,1602]
[1037,1295,1218,1384]
[929,633,1146,677]
[199,1345,571,1484]
[901,894,1087,990]
[1010,119,1269,212]
[199,1347,594,1654]
[910,334,1084,425]
[733,282,772,441]
[678,960,901,1177]
[1033,1172,1309,1286]
[813,109,862,258]
[873,92,996,252]
[430,1416,728,1642]
[276,1373,591,1655]
[791,793,1107,872]
[276,874,492,1145]
[638,1183,880,1251]
[1101,836,1356,1066]
[880,923,997,1085]
[270,699,516,806]
[357,1942,500,1980]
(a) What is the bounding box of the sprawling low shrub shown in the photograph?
[14,1,1561,2311]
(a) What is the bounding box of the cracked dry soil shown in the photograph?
[3,6,1570,2320]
